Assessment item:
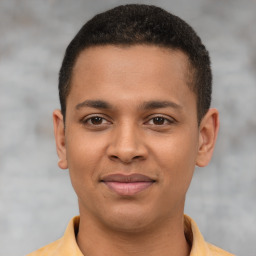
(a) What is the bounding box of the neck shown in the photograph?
[76,213,190,256]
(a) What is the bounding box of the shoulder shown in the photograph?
[184,215,235,256]
[207,242,235,256]
[26,216,81,256]
[26,239,62,256]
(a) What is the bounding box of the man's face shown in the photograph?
[54,45,215,231]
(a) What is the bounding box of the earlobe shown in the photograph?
[196,108,219,167]
[53,109,68,169]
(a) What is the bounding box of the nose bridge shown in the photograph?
[107,120,147,163]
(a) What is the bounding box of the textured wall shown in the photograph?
[0,0,255,255]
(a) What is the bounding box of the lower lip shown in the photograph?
[103,181,154,196]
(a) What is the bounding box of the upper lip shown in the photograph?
[100,173,155,183]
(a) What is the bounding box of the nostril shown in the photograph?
[109,154,144,164]
[107,141,148,163]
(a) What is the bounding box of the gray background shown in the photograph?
[0,0,255,255]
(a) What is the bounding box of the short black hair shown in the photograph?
[59,4,212,123]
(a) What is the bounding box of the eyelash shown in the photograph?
[145,115,175,126]
[81,115,175,128]
[81,115,112,126]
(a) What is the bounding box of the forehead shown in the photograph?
[68,45,196,111]
[72,45,192,86]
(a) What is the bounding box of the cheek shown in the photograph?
[153,130,198,188]
[65,130,106,187]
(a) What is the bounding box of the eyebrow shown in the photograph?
[75,99,182,111]
[139,100,182,111]
[76,100,112,110]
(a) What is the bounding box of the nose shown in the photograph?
[106,122,148,164]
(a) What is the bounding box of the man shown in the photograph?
[28,4,234,256]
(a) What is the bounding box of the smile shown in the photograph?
[101,174,156,196]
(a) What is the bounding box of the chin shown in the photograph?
[98,204,157,233]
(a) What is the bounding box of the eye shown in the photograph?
[146,116,174,126]
[88,116,105,125]
[151,117,167,125]
[82,115,111,126]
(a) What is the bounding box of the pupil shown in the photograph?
[153,117,164,125]
[91,117,102,125]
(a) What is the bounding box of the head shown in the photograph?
[53,4,219,234]
[59,4,212,124]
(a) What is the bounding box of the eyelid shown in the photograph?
[144,114,176,125]
[81,114,113,125]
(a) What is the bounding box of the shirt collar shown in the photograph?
[57,216,84,255]
[184,214,211,256]
[57,215,212,256]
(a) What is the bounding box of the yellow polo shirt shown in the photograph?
[27,215,234,256]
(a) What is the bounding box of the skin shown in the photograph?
[53,45,219,256]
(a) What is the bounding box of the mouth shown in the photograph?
[100,173,156,196]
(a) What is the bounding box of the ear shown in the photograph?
[196,108,219,167]
[53,109,68,169]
